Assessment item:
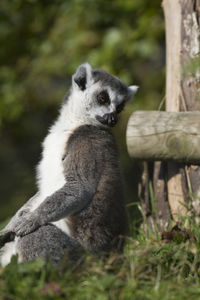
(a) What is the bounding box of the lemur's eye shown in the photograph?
[116,101,125,113]
[99,96,106,104]
[97,91,110,105]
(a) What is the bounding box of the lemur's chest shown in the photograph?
[32,127,76,236]
[37,129,71,200]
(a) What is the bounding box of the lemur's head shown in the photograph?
[71,63,138,127]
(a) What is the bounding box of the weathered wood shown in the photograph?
[162,0,186,222]
[180,0,200,110]
[153,161,170,230]
[167,163,188,221]
[138,162,151,217]
[138,162,156,233]
[135,0,200,229]
[164,0,200,222]
[162,0,182,112]
[127,111,200,163]
[180,0,200,220]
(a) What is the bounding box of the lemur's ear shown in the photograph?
[72,63,93,91]
[127,85,139,102]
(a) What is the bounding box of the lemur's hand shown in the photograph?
[0,229,15,248]
[0,208,31,247]
[15,213,41,237]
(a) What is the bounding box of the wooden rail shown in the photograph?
[126,111,200,164]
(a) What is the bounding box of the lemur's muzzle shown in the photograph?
[96,112,118,127]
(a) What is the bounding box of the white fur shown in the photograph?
[34,89,97,214]
[0,91,91,266]
[128,85,139,100]
[84,83,125,121]
[0,238,20,267]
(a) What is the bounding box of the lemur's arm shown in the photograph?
[15,180,94,237]
[14,131,101,237]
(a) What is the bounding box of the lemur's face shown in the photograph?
[72,63,138,127]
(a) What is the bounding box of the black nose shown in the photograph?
[96,112,118,127]
[107,112,118,127]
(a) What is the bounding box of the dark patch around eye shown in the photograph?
[97,90,110,105]
[116,101,125,113]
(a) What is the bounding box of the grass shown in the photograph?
[1,221,200,300]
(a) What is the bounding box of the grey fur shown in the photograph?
[0,63,138,265]
[92,69,128,97]
[14,125,126,254]
[66,126,126,253]
[18,225,80,265]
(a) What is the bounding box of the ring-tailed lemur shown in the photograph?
[0,63,138,266]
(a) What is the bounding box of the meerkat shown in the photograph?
[0,63,138,266]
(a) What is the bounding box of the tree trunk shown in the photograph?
[137,0,200,231]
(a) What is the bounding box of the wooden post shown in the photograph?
[163,0,200,222]
[133,0,200,231]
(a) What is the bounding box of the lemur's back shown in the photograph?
[64,125,126,253]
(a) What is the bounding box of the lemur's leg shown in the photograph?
[17,224,81,265]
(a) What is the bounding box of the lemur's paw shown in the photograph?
[0,229,15,248]
[15,215,40,237]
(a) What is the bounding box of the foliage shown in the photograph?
[1,223,200,300]
[0,0,165,221]
[0,0,164,124]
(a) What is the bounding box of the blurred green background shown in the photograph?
[0,0,165,224]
